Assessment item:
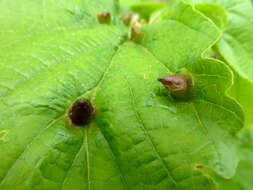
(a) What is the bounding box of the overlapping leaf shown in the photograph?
[186,0,253,127]
[184,1,253,189]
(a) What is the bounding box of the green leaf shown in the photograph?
[215,0,253,128]
[119,0,167,14]
[0,0,244,190]
[191,165,242,190]
[131,2,167,20]
[234,126,253,190]
[194,3,228,30]
[186,0,253,127]
[119,0,153,14]
[184,1,253,188]
[218,126,253,190]
[227,70,253,129]
[120,0,165,6]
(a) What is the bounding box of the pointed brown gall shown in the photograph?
[158,74,192,101]
[131,26,144,43]
[158,74,189,93]
[68,98,95,126]
[97,12,111,24]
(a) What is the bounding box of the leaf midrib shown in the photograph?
[58,42,130,190]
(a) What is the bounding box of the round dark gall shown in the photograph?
[68,98,95,126]
[97,12,111,24]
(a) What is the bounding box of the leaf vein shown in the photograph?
[193,99,243,125]
[123,75,180,189]
[0,41,126,186]
[59,130,85,190]
[0,114,65,186]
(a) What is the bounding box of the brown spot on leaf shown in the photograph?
[122,12,133,25]
[196,165,204,169]
[97,12,111,24]
[68,98,95,126]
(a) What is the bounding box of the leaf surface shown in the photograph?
[234,127,253,190]
[0,0,244,190]
[186,0,253,127]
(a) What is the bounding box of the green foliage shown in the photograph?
[187,0,253,128]
[131,2,167,20]
[235,127,253,189]
[194,3,228,30]
[0,0,251,190]
[185,0,253,189]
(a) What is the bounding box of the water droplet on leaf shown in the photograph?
[68,98,95,126]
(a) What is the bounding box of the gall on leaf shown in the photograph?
[196,164,204,169]
[97,12,111,24]
[158,74,193,101]
[68,98,95,126]
[122,12,133,26]
[131,26,144,43]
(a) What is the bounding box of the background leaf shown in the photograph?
[184,1,253,189]
[194,3,228,30]
[234,127,253,190]
[186,0,253,128]
[131,2,166,20]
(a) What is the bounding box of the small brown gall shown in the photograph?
[68,98,95,126]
